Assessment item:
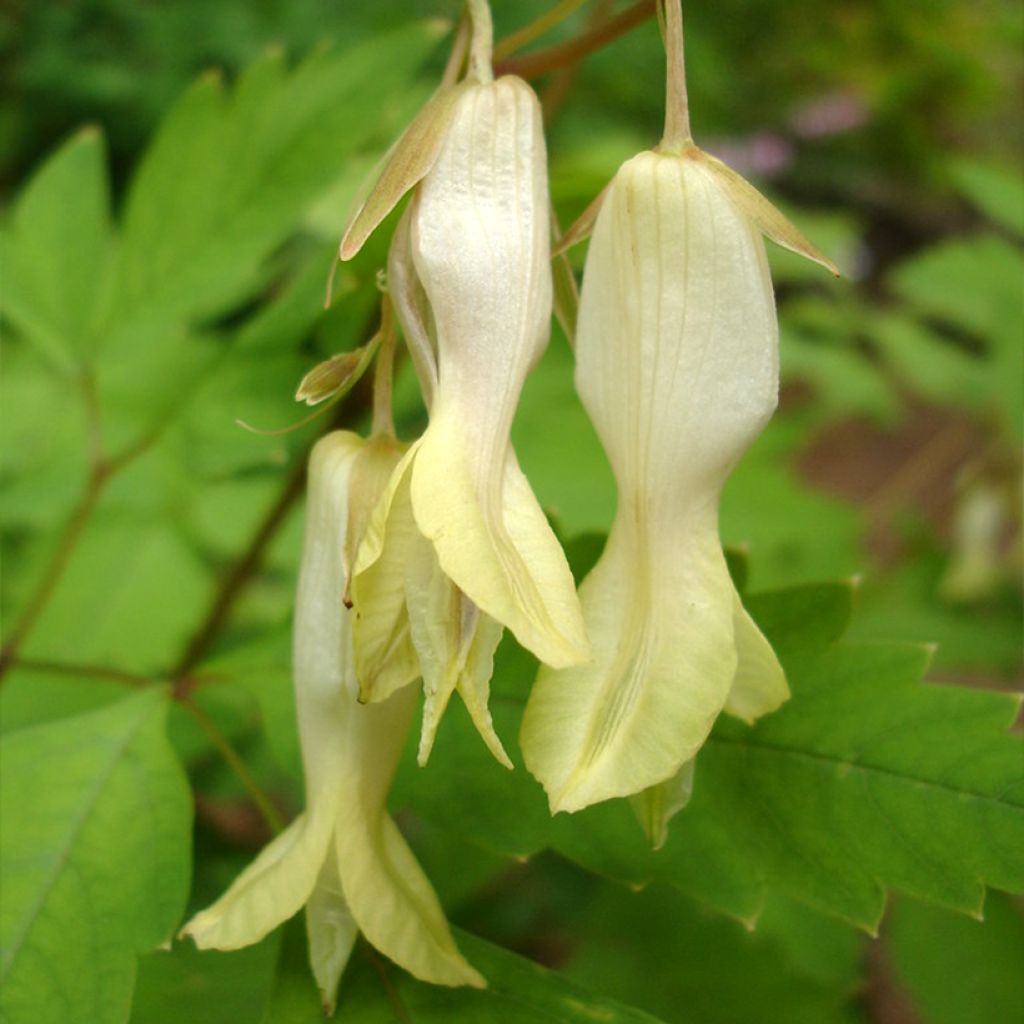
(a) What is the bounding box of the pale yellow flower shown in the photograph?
[520,1,836,841]
[181,432,483,1012]
[340,5,588,766]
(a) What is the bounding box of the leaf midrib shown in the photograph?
[709,733,1024,809]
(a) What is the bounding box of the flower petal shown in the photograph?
[305,857,358,1016]
[521,519,737,813]
[350,446,422,704]
[181,796,335,950]
[724,591,790,723]
[410,409,588,668]
[403,76,588,669]
[334,683,485,988]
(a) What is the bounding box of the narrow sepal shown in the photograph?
[724,590,790,723]
[696,148,840,276]
[630,758,695,850]
[552,180,611,256]
[295,334,381,406]
[340,83,469,261]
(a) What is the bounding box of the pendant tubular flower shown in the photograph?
[181,432,483,1013]
[520,18,837,825]
[521,147,791,816]
[403,74,587,670]
[339,9,588,767]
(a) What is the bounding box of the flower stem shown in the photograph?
[659,0,692,150]
[495,0,655,80]
[493,0,590,60]
[0,468,104,683]
[467,0,495,82]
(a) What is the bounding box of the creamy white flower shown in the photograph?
[181,432,483,1012]
[401,76,587,669]
[342,68,588,766]
[521,147,834,821]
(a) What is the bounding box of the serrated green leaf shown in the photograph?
[743,580,854,654]
[0,689,192,1024]
[563,879,862,1024]
[885,892,1024,1024]
[846,549,1023,678]
[395,579,1024,931]
[264,921,666,1023]
[2,127,112,370]
[110,24,443,336]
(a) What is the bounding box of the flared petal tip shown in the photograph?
[453,962,488,990]
[545,778,604,817]
[176,914,214,950]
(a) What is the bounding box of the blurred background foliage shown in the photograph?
[1,2,1021,1023]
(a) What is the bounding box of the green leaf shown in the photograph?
[396,579,1024,931]
[130,935,280,1024]
[781,331,899,425]
[0,689,192,1024]
[0,666,127,734]
[2,127,112,370]
[846,549,1023,678]
[889,237,1024,433]
[265,922,666,1023]
[562,878,863,1024]
[514,337,615,536]
[19,514,213,675]
[722,412,865,589]
[885,892,1024,1024]
[869,311,992,414]
[0,344,88,533]
[198,623,300,781]
[949,157,1024,235]
[110,24,444,336]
